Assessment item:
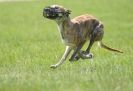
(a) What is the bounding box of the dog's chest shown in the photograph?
[58,25,81,46]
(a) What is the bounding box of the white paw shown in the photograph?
[50,65,58,69]
[85,53,93,59]
[80,51,93,59]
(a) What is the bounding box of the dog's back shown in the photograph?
[72,14,101,32]
[72,14,95,22]
[71,14,101,42]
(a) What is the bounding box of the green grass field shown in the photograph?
[0,0,133,91]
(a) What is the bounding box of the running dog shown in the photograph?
[43,5,123,69]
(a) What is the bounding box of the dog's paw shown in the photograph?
[80,51,93,59]
[85,53,93,59]
[69,55,80,62]
[50,65,58,69]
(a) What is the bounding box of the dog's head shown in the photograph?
[43,5,71,20]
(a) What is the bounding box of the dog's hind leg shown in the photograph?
[81,24,104,59]
[80,34,95,59]
[69,41,85,61]
[50,46,72,69]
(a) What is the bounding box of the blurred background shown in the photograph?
[0,0,133,91]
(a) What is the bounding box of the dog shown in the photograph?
[43,5,123,69]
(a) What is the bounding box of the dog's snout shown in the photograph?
[43,8,49,17]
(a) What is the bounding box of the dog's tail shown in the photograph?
[98,41,123,53]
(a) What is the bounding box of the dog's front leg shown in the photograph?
[50,46,72,69]
[69,47,80,61]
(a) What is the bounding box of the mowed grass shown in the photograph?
[0,0,133,91]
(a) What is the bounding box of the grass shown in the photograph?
[0,0,133,91]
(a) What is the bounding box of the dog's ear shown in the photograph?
[65,9,71,14]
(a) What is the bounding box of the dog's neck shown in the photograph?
[56,16,72,31]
